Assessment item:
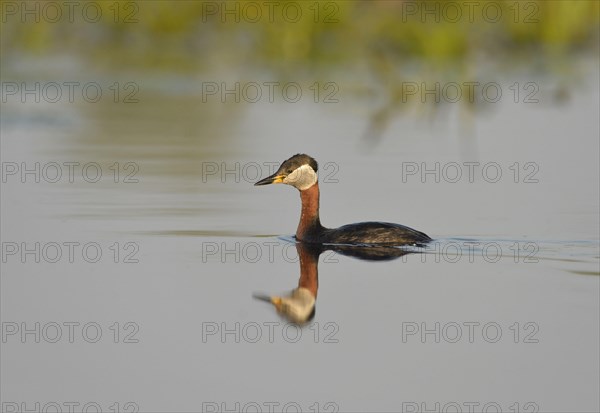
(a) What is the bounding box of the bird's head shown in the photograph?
[253,287,316,324]
[254,154,318,191]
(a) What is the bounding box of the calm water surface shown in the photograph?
[1,62,599,412]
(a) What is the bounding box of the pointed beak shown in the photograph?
[271,296,283,310]
[253,293,283,310]
[254,172,286,186]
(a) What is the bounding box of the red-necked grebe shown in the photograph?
[254,154,432,246]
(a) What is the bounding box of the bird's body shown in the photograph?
[304,221,431,246]
[255,154,431,247]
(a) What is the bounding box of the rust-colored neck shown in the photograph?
[296,243,319,298]
[296,182,322,241]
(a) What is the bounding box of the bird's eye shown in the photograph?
[287,169,293,174]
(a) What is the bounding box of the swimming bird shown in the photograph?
[254,154,431,246]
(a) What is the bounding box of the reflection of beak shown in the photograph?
[254,173,285,186]
[271,296,282,310]
[253,293,283,310]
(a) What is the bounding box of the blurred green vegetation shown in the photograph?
[1,0,598,71]
[1,1,598,142]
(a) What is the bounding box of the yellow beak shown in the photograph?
[270,296,283,310]
[254,173,285,186]
[253,293,282,310]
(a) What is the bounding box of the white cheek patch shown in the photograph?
[283,164,318,190]
[279,288,315,324]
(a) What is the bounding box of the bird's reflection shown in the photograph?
[254,241,413,324]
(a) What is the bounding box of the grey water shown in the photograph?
[1,60,599,413]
